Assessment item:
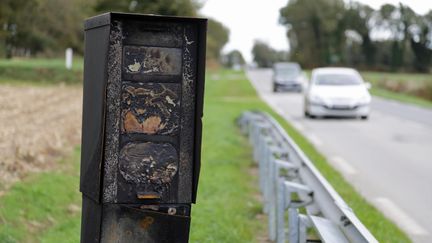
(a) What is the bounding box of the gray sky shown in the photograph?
[201,0,432,62]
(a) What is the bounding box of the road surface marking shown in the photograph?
[291,121,305,132]
[305,133,323,147]
[374,197,429,236]
[274,106,285,116]
[329,156,357,175]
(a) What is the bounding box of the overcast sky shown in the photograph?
[201,0,432,62]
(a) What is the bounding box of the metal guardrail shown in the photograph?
[238,111,378,243]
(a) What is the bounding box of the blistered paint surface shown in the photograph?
[119,142,178,198]
[124,46,182,76]
[102,21,123,203]
[121,83,180,135]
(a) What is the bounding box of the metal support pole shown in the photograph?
[288,209,311,243]
[299,214,311,243]
[276,178,286,243]
[267,154,277,241]
[289,208,300,243]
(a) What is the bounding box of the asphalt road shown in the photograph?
[247,69,432,243]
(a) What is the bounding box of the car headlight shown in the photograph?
[274,78,284,83]
[309,94,324,105]
[358,95,370,105]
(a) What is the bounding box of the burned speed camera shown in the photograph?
[80,13,206,242]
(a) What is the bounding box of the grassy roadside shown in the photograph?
[206,70,411,242]
[370,87,432,108]
[0,66,410,242]
[0,58,83,86]
[361,71,432,109]
[0,147,82,243]
[0,68,266,242]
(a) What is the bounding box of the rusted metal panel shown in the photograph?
[122,21,183,48]
[123,46,182,78]
[102,19,123,204]
[101,18,199,205]
[101,204,190,243]
[121,83,180,136]
[178,23,198,203]
[81,12,207,243]
[118,142,178,202]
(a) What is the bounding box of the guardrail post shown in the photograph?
[288,208,300,243]
[288,209,311,243]
[276,178,286,243]
[267,154,277,241]
[274,160,299,243]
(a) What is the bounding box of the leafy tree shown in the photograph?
[206,18,230,61]
[0,0,93,57]
[410,10,432,72]
[95,1,229,62]
[223,50,245,68]
[280,0,346,67]
[279,0,431,72]
[344,2,376,66]
[252,40,288,67]
[0,0,204,58]
[94,0,201,16]
[377,3,419,70]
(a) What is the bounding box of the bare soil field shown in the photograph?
[0,84,82,194]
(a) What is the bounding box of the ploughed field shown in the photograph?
[0,84,82,193]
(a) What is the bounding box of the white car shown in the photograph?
[304,67,371,119]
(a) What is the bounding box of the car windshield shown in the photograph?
[275,66,300,77]
[315,73,362,85]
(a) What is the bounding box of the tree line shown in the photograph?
[252,0,432,72]
[266,0,431,72]
[0,0,229,62]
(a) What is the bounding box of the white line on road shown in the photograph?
[374,197,429,236]
[273,106,285,117]
[329,156,357,175]
[290,121,305,132]
[305,133,323,147]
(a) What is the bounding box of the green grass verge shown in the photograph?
[0,69,266,242]
[0,147,81,243]
[370,87,432,108]
[0,58,83,85]
[361,71,432,108]
[0,68,410,242]
[201,70,411,242]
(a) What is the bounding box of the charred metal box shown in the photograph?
[80,13,206,242]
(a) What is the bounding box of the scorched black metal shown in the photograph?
[80,12,207,243]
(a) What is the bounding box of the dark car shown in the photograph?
[272,62,306,92]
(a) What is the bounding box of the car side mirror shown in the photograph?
[365,82,371,89]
